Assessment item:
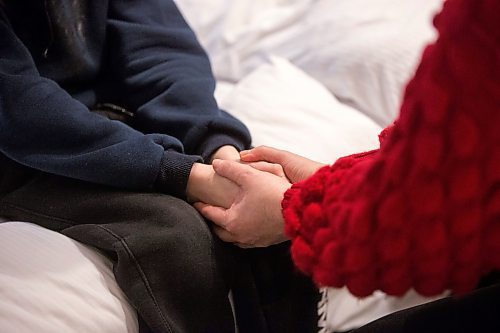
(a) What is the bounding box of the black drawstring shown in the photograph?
[42,0,54,58]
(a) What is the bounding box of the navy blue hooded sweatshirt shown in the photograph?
[0,0,251,198]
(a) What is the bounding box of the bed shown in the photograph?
[0,0,446,332]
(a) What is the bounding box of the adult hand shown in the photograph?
[186,162,238,208]
[244,161,287,179]
[211,145,287,178]
[194,159,292,248]
[240,146,326,183]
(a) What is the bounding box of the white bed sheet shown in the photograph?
[0,221,138,333]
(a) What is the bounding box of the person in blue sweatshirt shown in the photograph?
[0,1,319,332]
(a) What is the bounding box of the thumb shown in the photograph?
[240,145,286,164]
[248,161,286,178]
[212,159,253,186]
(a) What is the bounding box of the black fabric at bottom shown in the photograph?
[232,243,320,333]
[351,283,500,333]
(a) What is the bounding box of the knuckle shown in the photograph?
[224,221,235,233]
[242,168,254,178]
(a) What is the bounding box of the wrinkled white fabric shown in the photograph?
[0,222,138,333]
[177,0,443,126]
[320,288,448,332]
[218,56,381,163]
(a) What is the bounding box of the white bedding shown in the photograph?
[176,0,442,126]
[0,221,138,333]
[0,1,445,332]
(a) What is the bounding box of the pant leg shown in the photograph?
[232,243,320,333]
[0,173,236,333]
[351,283,500,333]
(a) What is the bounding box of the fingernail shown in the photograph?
[212,159,221,167]
[240,150,250,156]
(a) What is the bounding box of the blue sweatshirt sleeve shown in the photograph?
[0,10,200,197]
[106,0,251,161]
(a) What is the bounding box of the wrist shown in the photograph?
[310,162,327,178]
[210,145,240,163]
[186,162,211,202]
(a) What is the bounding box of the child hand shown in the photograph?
[186,163,238,209]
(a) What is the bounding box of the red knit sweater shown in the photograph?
[282,0,500,298]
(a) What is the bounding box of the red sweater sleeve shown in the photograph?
[282,0,500,297]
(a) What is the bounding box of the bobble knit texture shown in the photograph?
[282,0,500,298]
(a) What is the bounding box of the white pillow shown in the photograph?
[177,0,443,126]
[0,221,138,333]
[218,56,382,163]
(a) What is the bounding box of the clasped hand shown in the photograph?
[189,145,325,248]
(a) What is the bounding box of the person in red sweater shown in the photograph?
[195,0,500,330]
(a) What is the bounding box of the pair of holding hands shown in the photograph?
[187,145,325,248]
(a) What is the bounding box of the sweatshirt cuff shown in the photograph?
[155,150,202,199]
[197,133,250,162]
